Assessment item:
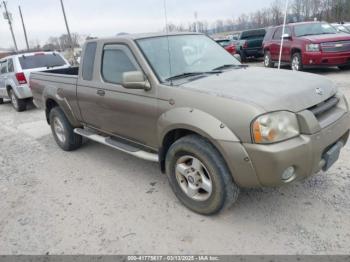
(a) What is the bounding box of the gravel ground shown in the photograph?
[0,64,350,255]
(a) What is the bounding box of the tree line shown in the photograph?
[166,0,350,34]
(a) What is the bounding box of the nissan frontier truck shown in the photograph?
[30,33,350,215]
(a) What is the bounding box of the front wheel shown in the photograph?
[9,89,26,112]
[49,107,82,151]
[0,98,3,104]
[291,52,303,71]
[165,135,239,215]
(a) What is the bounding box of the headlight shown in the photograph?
[252,111,300,144]
[306,43,320,52]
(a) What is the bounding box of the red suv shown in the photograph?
[262,21,350,71]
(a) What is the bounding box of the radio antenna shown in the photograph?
[163,0,173,85]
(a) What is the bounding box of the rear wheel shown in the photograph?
[291,52,303,71]
[338,65,350,70]
[9,89,26,112]
[264,51,274,68]
[0,98,3,104]
[165,135,239,215]
[49,107,82,151]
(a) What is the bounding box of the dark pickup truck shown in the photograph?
[30,32,350,215]
[233,29,266,61]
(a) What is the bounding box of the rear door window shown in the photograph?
[18,53,66,70]
[241,29,266,39]
[7,58,14,72]
[0,61,7,74]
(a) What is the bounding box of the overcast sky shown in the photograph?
[0,0,274,49]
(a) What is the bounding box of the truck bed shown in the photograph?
[30,67,79,110]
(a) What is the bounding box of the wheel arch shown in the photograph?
[291,47,302,57]
[157,108,240,173]
[6,84,17,97]
[44,96,81,127]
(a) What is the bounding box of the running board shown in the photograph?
[74,128,159,162]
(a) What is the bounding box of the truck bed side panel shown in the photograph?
[30,72,82,126]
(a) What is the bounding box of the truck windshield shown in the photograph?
[294,23,337,37]
[137,35,240,82]
[19,53,67,70]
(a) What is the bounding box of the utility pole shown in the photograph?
[194,12,198,32]
[59,0,75,63]
[278,0,289,70]
[1,1,18,51]
[59,0,73,48]
[18,5,29,51]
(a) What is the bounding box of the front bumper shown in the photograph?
[242,112,350,187]
[303,51,350,67]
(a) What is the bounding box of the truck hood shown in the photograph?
[180,67,337,112]
[300,33,350,43]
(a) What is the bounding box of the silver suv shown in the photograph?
[0,51,70,111]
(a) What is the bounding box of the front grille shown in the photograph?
[321,41,350,53]
[308,96,339,117]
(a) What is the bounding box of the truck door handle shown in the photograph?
[96,89,105,96]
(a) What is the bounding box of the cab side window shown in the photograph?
[101,45,140,85]
[82,42,97,81]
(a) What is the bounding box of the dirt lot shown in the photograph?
[0,64,350,255]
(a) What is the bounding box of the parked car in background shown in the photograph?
[30,33,350,215]
[331,23,350,33]
[232,29,266,62]
[0,52,70,111]
[263,21,350,71]
[215,39,236,55]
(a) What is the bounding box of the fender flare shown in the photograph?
[157,107,240,145]
[43,87,81,127]
[157,107,261,187]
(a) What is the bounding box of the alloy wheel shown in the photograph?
[53,117,66,143]
[175,155,213,201]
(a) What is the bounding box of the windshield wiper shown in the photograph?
[212,64,247,71]
[165,71,221,82]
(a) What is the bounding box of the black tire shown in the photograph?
[239,50,247,62]
[264,51,274,68]
[49,107,82,151]
[0,98,3,104]
[9,89,26,112]
[338,65,350,70]
[165,135,239,215]
[291,52,303,71]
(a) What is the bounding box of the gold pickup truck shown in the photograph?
[30,33,350,215]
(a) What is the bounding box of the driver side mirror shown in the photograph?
[122,71,151,90]
[282,33,292,40]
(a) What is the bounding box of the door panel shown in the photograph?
[77,43,158,147]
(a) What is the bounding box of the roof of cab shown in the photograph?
[86,32,203,43]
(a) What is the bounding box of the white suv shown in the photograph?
[0,51,70,112]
